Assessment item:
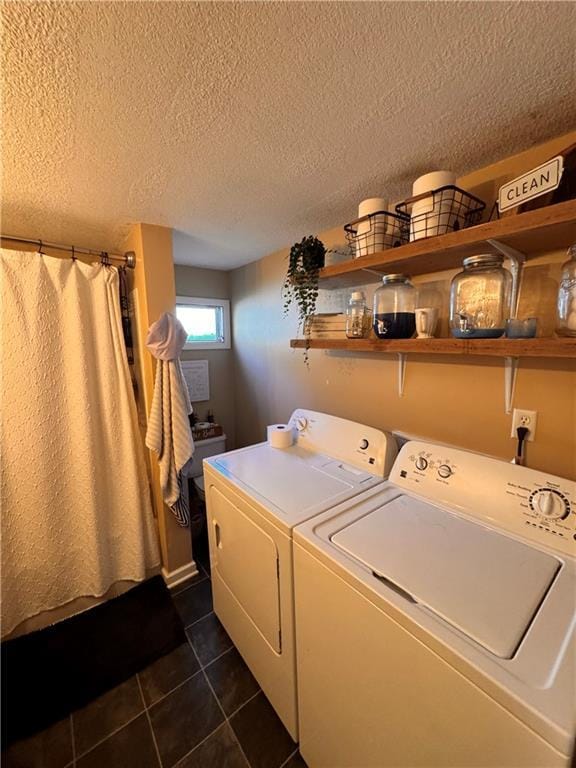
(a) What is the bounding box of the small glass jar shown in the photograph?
[373,274,416,339]
[450,255,512,338]
[556,244,576,337]
[345,291,371,339]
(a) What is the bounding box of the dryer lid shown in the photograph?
[331,494,561,658]
[212,443,375,522]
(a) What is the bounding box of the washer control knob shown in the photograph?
[295,417,308,432]
[437,464,453,479]
[415,457,428,471]
[359,439,369,450]
[530,489,570,520]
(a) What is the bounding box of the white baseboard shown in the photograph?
[162,560,199,589]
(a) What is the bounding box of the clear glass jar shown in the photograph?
[373,274,416,338]
[450,255,512,338]
[556,244,576,337]
[346,291,371,339]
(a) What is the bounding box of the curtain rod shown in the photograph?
[1,235,136,269]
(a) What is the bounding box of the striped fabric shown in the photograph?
[145,315,195,528]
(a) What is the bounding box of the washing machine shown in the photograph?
[294,440,576,767]
[203,409,398,739]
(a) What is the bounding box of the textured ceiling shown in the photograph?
[2,2,575,269]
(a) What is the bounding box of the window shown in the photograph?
[176,296,231,350]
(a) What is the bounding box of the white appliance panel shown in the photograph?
[390,441,576,556]
[331,494,561,658]
[204,410,399,742]
[294,440,576,759]
[213,443,372,517]
[295,542,566,768]
[288,408,397,477]
[210,486,281,651]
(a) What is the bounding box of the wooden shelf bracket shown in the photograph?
[362,267,388,279]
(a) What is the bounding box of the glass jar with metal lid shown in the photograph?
[373,274,416,339]
[450,254,512,338]
[556,244,576,337]
[346,290,371,339]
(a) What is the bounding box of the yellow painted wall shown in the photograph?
[124,224,193,576]
[230,134,576,480]
[174,264,236,448]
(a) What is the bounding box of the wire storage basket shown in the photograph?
[345,210,411,259]
[396,185,485,241]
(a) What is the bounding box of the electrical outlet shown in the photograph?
[510,409,537,441]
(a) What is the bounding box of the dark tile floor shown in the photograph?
[4,558,306,768]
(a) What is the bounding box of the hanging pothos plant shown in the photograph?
[282,235,326,364]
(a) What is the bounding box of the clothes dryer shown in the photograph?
[203,409,398,739]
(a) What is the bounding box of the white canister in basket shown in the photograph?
[410,171,459,241]
[356,198,387,257]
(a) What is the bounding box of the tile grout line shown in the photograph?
[137,673,164,768]
[69,713,76,767]
[278,746,300,768]
[225,688,262,721]
[185,606,296,767]
[187,637,252,768]
[171,721,230,768]
[68,588,291,768]
[183,608,215,631]
[144,668,204,709]
[71,667,206,765]
[175,640,232,766]
[73,668,204,763]
[201,643,237,671]
[185,632,261,719]
[73,709,146,761]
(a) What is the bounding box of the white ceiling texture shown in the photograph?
[2,2,575,269]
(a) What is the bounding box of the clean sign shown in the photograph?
[498,157,564,212]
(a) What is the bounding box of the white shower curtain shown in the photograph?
[0,249,160,637]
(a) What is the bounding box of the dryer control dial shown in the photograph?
[530,489,570,520]
[415,456,428,471]
[437,464,453,479]
[295,417,309,432]
[359,439,369,450]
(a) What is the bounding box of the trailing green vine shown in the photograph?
[282,236,326,364]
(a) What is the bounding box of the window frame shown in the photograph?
[176,295,231,350]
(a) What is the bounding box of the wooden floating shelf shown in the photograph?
[290,337,576,359]
[320,199,576,288]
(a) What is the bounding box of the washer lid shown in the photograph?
[331,494,561,658]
